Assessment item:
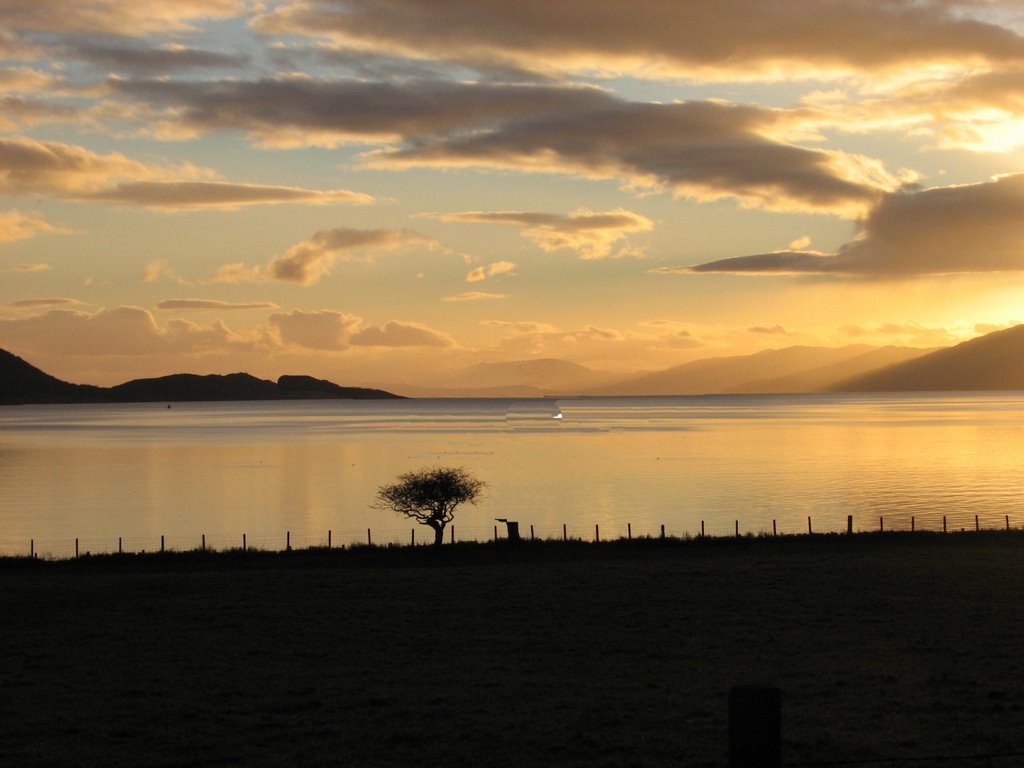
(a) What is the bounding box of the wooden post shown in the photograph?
[847,515,853,535]
[75,538,79,558]
[911,516,915,533]
[943,515,947,533]
[563,523,567,541]
[243,533,247,552]
[1007,515,1011,531]
[494,524,498,541]
[728,685,782,768]
[701,520,705,538]
[595,524,600,542]
[30,539,34,558]
[660,524,665,539]
[328,529,332,549]
[880,516,884,532]
[735,520,739,537]
[118,536,122,554]
[160,535,164,553]
[451,526,455,544]
[975,514,980,531]
[411,528,415,546]
[807,516,812,535]
[202,534,206,552]
[287,530,291,551]
[367,528,372,546]
[628,523,632,540]
[530,524,535,541]
[772,519,777,537]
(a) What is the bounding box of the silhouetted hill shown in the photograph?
[832,324,1024,391]
[0,348,403,404]
[0,348,108,404]
[277,374,402,400]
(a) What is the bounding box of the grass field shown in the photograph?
[3,533,1024,767]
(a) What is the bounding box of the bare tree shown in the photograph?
[373,467,485,547]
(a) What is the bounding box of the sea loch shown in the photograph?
[3,392,1024,558]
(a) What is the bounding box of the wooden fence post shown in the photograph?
[530,524,535,541]
[943,515,947,533]
[30,539,33,558]
[701,520,705,538]
[595,524,600,542]
[728,685,781,768]
[160,535,164,553]
[328,529,332,549]
[1007,515,1011,531]
[451,526,455,544]
[911,516,915,533]
[563,523,567,541]
[494,524,498,541]
[118,536,122,554]
[367,528,372,546]
[411,528,415,546]
[75,538,79,558]
[735,520,739,538]
[202,534,206,552]
[286,530,291,551]
[243,533,247,552]
[880,516,884,532]
[661,524,665,539]
[975,514,980,531]
[628,523,632,540]
[772,520,777,537]
[807,517,812,535]
[847,515,853,535]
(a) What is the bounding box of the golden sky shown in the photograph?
[3,0,1024,387]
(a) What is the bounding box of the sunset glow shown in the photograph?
[3,1,1024,390]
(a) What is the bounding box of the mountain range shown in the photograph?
[0,348,401,405]
[5,323,1024,403]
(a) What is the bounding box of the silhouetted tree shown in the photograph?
[374,467,485,547]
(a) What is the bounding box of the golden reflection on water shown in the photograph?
[3,394,1024,556]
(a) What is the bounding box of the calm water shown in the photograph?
[2,393,1024,557]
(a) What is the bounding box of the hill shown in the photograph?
[0,348,402,404]
[833,324,1024,391]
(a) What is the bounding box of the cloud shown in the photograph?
[9,298,80,308]
[263,227,437,285]
[465,261,517,282]
[71,42,249,75]
[0,209,68,243]
[268,310,361,350]
[0,136,196,195]
[370,101,902,217]
[748,324,791,335]
[1,262,50,272]
[442,291,506,302]
[480,320,558,335]
[685,173,1024,276]
[0,305,257,356]
[268,310,454,350]
[350,321,454,348]
[109,77,613,147]
[157,299,279,311]
[439,209,653,259]
[79,181,374,211]
[253,0,1024,81]
[0,0,247,36]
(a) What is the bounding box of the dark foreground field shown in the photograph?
[4,533,1024,767]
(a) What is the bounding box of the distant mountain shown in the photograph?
[588,345,896,396]
[730,345,933,394]
[832,324,1024,391]
[0,348,401,404]
[449,358,626,392]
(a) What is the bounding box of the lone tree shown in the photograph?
[374,467,485,547]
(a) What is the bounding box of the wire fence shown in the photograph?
[3,511,1022,560]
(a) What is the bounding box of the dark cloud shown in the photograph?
[72,42,249,74]
[255,0,1024,79]
[685,174,1024,276]
[110,77,613,146]
[376,101,898,216]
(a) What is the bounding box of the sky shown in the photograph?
[3,0,1024,388]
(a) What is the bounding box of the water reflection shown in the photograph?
[3,393,1024,557]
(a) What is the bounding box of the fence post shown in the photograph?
[807,516,812,535]
[847,515,853,535]
[411,528,415,546]
[728,685,782,768]
[943,515,947,533]
[628,523,632,540]
[701,520,705,538]
[451,526,455,544]
[772,520,777,537]
[202,534,206,552]
[661,524,665,539]
[975,514,980,532]
[911,516,915,533]
[30,539,34,558]
[367,528,372,546]
[735,520,739,538]
[286,530,291,551]
[494,525,498,541]
[880,516,884,532]
[1007,515,1011,531]
[530,524,535,541]
[160,535,164,553]
[119,536,123,554]
[243,533,247,552]
[595,524,600,542]
[563,523,567,541]
[75,538,79,558]
[328,529,332,549]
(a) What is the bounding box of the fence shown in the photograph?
[4,512,1022,561]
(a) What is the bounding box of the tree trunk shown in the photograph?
[432,524,445,547]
